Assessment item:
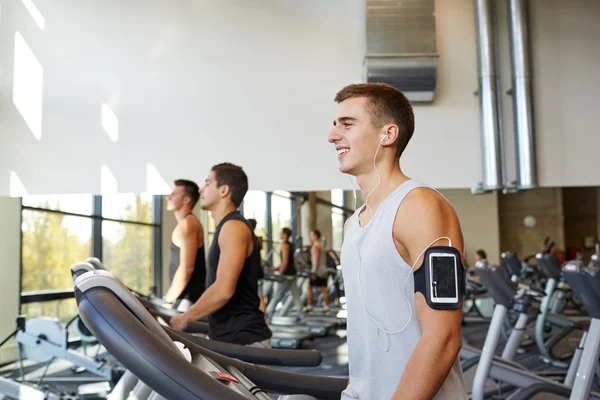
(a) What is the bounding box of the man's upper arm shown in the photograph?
[215,221,250,298]
[395,189,464,342]
[179,218,199,272]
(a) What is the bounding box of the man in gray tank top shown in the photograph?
[328,83,467,399]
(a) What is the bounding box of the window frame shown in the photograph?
[19,195,163,309]
[315,192,354,252]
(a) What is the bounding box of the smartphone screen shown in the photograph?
[430,254,458,301]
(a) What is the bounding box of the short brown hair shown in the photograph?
[334,83,415,159]
[174,179,200,209]
[211,162,248,208]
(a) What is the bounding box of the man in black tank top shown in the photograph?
[264,228,303,318]
[170,163,271,346]
[163,179,207,311]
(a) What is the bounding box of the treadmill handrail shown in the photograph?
[162,326,322,367]
[77,289,248,400]
[262,272,292,282]
[151,311,210,335]
[166,328,346,400]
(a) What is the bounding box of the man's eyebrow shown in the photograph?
[333,116,358,126]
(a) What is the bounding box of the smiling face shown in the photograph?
[328,96,385,176]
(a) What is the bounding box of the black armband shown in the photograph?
[414,246,465,310]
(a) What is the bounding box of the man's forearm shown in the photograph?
[183,285,231,322]
[391,335,460,400]
[164,267,193,302]
[278,263,287,274]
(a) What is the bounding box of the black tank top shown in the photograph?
[281,241,297,276]
[168,222,206,303]
[206,211,271,345]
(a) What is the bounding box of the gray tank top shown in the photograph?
[311,244,328,277]
[340,180,467,400]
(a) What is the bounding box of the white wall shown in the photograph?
[0,0,482,195]
[0,197,21,362]
[439,189,501,266]
[1,0,599,195]
[529,0,600,187]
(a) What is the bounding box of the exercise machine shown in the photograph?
[535,252,583,367]
[261,271,319,348]
[506,260,600,399]
[0,316,64,399]
[71,262,325,400]
[73,269,348,399]
[466,261,600,400]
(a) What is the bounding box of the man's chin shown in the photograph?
[338,163,352,175]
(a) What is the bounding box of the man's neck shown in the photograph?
[174,207,192,222]
[211,203,238,226]
[355,162,409,214]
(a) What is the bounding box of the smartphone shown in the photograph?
[429,253,459,304]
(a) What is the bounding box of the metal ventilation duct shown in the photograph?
[365,0,439,102]
[507,0,538,189]
[474,0,505,192]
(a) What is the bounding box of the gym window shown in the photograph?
[242,190,269,261]
[19,194,162,324]
[269,191,293,266]
[331,189,346,252]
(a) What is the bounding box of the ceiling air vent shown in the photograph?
[365,0,439,103]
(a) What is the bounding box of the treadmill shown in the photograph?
[76,259,310,350]
[73,269,347,400]
[464,260,600,400]
[291,269,346,326]
[263,271,335,337]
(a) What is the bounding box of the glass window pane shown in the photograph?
[22,194,93,215]
[21,210,92,291]
[271,195,291,233]
[271,194,291,263]
[102,193,153,223]
[21,299,78,326]
[331,189,344,207]
[242,191,268,260]
[332,210,344,251]
[102,221,153,294]
[271,242,282,267]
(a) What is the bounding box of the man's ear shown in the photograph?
[219,184,230,199]
[382,124,400,147]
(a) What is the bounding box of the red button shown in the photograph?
[216,371,239,384]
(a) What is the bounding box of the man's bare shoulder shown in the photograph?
[393,188,462,253]
[179,215,200,235]
[398,188,456,222]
